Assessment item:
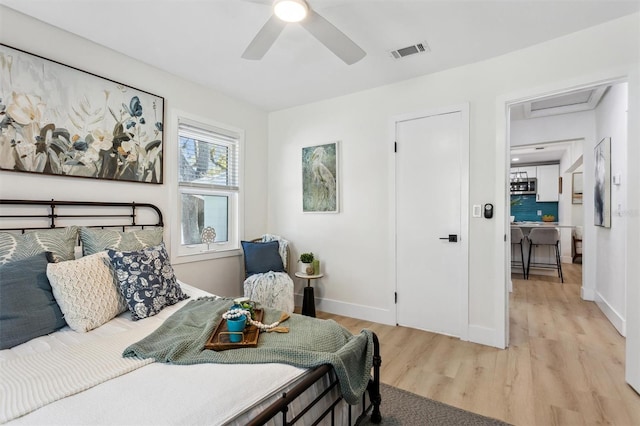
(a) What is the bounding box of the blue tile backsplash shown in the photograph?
[510,195,558,222]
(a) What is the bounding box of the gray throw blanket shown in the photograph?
[123,297,374,404]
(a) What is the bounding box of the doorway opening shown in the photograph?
[504,78,629,348]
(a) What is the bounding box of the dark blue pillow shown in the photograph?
[241,240,285,277]
[107,242,189,321]
[0,252,66,349]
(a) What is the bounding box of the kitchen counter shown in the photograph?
[512,221,575,228]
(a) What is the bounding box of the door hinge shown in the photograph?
[394,141,397,153]
[504,234,507,242]
[394,292,397,304]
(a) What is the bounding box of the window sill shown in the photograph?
[171,247,242,265]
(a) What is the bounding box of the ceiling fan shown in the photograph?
[242,0,366,65]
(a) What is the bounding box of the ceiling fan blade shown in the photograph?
[242,15,287,60]
[301,9,365,65]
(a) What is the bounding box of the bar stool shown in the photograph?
[527,228,563,283]
[510,226,527,279]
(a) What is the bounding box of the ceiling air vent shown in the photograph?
[390,42,430,59]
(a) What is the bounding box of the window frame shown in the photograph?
[171,111,244,264]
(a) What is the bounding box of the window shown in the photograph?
[176,117,242,258]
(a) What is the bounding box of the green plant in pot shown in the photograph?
[298,252,314,275]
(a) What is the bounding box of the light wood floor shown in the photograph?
[317,263,640,425]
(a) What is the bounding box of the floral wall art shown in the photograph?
[0,44,164,184]
[302,141,339,213]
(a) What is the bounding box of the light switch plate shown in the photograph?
[613,174,621,185]
[473,205,481,217]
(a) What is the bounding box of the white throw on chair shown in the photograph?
[527,228,563,283]
[242,234,294,313]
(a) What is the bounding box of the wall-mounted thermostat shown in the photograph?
[484,203,493,219]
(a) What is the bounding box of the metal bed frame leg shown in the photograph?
[368,333,382,424]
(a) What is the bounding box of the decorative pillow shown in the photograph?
[46,252,128,332]
[80,227,164,256]
[107,242,188,321]
[0,226,78,265]
[0,252,66,349]
[241,240,285,277]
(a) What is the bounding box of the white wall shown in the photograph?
[592,83,629,335]
[267,13,639,347]
[0,6,270,297]
[510,110,595,147]
[624,40,640,392]
[559,145,581,262]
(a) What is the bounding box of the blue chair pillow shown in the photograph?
[241,240,285,277]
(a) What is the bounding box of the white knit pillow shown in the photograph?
[46,252,128,332]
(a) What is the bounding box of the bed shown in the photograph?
[0,199,381,425]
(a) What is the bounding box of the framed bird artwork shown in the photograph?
[302,141,339,213]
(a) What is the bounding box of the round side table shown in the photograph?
[294,272,323,317]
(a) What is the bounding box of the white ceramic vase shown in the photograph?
[299,262,312,274]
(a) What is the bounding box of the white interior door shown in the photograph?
[396,107,469,337]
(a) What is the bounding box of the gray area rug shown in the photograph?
[358,384,511,425]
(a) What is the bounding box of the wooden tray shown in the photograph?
[204,309,263,351]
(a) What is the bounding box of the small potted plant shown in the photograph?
[232,297,256,320]
[298,252,314,274]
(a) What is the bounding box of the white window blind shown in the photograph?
[178,121,239,191]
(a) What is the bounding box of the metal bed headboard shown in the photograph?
[0,199,163,232]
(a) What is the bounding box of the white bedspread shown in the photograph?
[0,327,154,423]
[1,283,309,425]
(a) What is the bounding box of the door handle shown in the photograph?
[439,234,458,242]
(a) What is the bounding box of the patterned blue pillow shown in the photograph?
[107,242,189,321]
[0,227,78,265]
[80,227,164,256]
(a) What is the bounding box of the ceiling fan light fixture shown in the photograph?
[274,0,308,23]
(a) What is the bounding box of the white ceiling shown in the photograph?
[2,0,639,112]
[510,141,575,165]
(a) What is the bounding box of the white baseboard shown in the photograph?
[294,293,396,326]
[595,292,626,336]
[561,255,573,264]
[581,286,595,300]
[528,261,575,277]
[527,267,556,277]
[294,295,501,349]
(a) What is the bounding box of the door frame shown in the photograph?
[390,103,470,341]
[495,72,634,351]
